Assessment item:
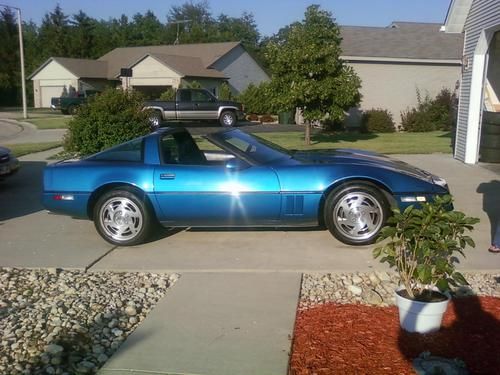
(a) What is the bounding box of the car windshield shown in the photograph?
[209,129,291,165]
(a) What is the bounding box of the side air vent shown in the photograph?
[285,195,304,215]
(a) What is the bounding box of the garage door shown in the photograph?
[41,86,65,108]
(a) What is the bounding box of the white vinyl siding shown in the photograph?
[455,0,500,163]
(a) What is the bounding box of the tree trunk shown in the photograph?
[305,121,311,145]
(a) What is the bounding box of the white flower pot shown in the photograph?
[395,288,450,334]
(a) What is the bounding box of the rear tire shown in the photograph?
[324,183,389,246]
[219,110,236,127]
[93,190,151,246]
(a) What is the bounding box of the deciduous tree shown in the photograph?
[265,5,361,144]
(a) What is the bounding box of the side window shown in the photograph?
[191,90,212,102]
[179,90,191,102]
[89,137,143,162]
[160,135,180,164]
[160,132,207,165]
[225,137,256,154]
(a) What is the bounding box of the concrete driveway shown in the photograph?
[1,151,498,273]
[1,126,499,375]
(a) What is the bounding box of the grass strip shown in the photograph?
[6,142,62,157]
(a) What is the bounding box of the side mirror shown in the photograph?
[225,158,249,171]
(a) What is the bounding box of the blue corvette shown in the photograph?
[43,128,449,246]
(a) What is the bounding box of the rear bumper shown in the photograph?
[42,192,91,218]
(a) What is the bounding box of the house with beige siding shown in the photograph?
[29,42,269,107]
[30,22,466,132]
[443,0,500,164]
[29,58,109,108]
[339,22,464,127]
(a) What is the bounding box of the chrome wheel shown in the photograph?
[99,197,144,242]
[220,111,235,126]
[332,191,384,242]
[149,114,161,129]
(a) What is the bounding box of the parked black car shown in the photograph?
[0,146,20,179]
[51,90,100,115]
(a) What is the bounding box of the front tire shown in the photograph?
[324,183,389,245]
[149,111,162,130]
[219,110,236,127]
[67,105,77,115]
[93,190,151,246]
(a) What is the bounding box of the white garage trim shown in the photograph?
[41,86,64,108]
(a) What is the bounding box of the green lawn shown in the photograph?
[24,117,70,129]
[253,131,452,154]
[6,142,62,157]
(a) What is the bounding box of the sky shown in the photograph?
[1,0,452,37]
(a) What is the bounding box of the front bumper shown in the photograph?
[236,110,246,121]
[0,158,20,178]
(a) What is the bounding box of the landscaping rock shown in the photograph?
[0,268,178,375]
[299,272,500,310]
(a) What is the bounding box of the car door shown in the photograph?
[153,132,281,226]
[189,89,219,120]
[176,89,194,120]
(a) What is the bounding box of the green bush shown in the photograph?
[218,82,233,100]
[181,80,203,89]
[401,88,455,132]
[159,87,176,101]
[430,88,455,131]
[361,109,395,133]
[64,88,151,156]
[237,82,273,114]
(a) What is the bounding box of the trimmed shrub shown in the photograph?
[218,82,233,100]
[361,109,395,133]
[401,88,456,132]
[181,80,203,89]
[237,82,273,114]
[159,87,176,101]
[429,88,455,131]
[64,88,151,156]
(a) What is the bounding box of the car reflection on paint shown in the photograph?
[42,127,450,246]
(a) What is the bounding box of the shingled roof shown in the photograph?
[340,22,463,61]
[98,41,240,78]
[129,53,227,79]
[28,57,108,79]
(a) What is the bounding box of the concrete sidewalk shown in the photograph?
[100,273,301,375]
[0,118,66,145]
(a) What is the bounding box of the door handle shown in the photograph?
[160,173,176,180]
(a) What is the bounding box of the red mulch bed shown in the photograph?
[290,296,500,375]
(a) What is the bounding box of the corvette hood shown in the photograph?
[293,148,433,181]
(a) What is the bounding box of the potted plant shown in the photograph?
[373,195,479,333]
